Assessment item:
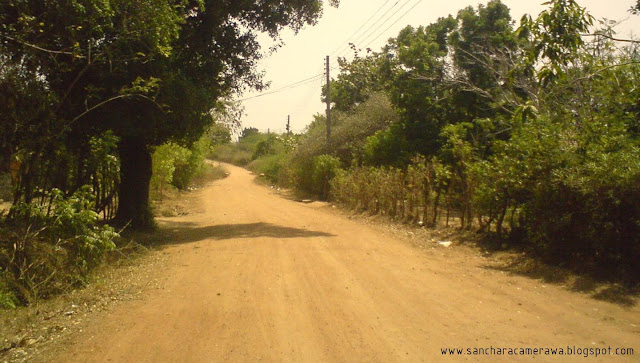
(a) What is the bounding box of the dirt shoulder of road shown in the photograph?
[333,210,639,307]
[0,237,170,363]
[0,166,226,363]
[259,175,639,308]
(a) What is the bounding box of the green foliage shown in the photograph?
[240,127,260,140]
[319,0,640,280]
[212,144,253,167]
[291,93,398,172]
[1,0,335,228]
[327,52,389,112]
[213,130,293,170]
[518,0,594,84]
[362,123,410,167]
[172,136,209,190]
[310,155,342,200]
[151,142,189,198]
[247,153,290,184]
[0,281,19,309]
[252,137,276,160]
[208,123,232,147]
[0,187,118,305]
[151,135,210,198]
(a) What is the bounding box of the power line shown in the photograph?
[361,0,425,50]
[356,0,418,50]
[294,75,323,114]
[238,0,424,104]
[347,0,407,48]
[329,0,393,57]
[237,73,323,101]
[336,0,410,58]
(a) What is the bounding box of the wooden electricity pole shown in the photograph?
[326,55,331,141]
[286,115,290,136]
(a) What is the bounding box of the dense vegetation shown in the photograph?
[0,0,337,306]
[224,0,640,282]
[1,0,337,228]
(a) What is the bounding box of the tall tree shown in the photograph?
[1,0,337,227]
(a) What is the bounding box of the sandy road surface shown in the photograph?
[50,163,638,362]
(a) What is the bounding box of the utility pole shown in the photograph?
[325,55,331,142]
[286,115,290,136]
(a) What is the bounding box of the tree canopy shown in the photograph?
[1,0,338,227]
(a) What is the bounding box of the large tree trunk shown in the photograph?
[115,136,154,229]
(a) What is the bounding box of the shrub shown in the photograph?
[173,136,208,190]
[0,186,118,305]
[151,136,210,197]
[362,123,410,167]
[151,143,189,198]
[252,137,276,160]
[212,143,253,166]
[211,132,280,167]
[310,155,342,199]
[247,153,289,183]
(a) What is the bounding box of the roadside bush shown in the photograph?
[518,121,640,278]
[212,143,253,166]
[252,137,276,160]
[247,153,289,184]
[362,123,410,167]
[292,93,398,167]
[151,143,189,199]
[212,132,280,167]
[0,186,118,306]
[152,136,210,199]
[173,136,208,190]
[310,155,342,200]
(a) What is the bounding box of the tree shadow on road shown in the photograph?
[482,255,639,307]
[152,220,335,245]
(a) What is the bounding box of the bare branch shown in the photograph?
[1,34,84,58]
[572,61,640,83]
[67,94,165,128]
[583,33,640,44]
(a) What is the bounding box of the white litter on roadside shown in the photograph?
[438,241,453,247]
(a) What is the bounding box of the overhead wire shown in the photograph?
[338,0,408,55]
[237,0,425,103]
[293,66,325,115]
[334,0,411,61]
[329,0,393,57]
[237,73,323,101]
[360,0,425,50]
[355,0,420,51]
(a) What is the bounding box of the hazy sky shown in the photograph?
[236,0,640,134]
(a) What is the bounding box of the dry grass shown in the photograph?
[0,232,165,362]
[0,161,229,361]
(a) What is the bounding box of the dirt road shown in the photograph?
[50,163,638,362]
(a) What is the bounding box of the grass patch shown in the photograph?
[0,231,162,361]
[151,160,227,218]
[211,144,252,166]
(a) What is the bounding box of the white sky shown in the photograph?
[236,0,640,134]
